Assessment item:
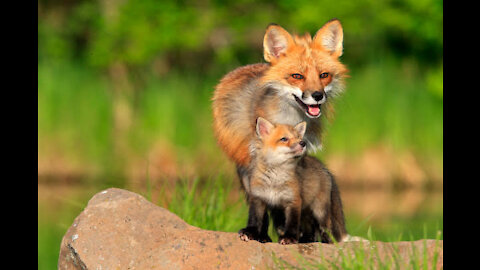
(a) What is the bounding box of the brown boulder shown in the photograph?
[58,188,443,269]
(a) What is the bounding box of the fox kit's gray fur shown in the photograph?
[238,117,347,244]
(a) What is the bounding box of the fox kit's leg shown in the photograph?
[311,170,348,244]
[310,195,333,243]
[238,197,272,243]
[330,179,348,242]
[279,199,302,245]
[237,165,272,243]
[299,209,318,243]
[271,207,285,236]
[318,209,334,243]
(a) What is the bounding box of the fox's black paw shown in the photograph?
[279,236,298,245]
[238,228,272,243]
[319,231,334,244]
[258,234,272,243]
[238,227,257,242]
[299,233,317,243]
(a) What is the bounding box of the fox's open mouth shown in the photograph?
[293,95,321,118]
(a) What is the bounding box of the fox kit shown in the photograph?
[238,117,347,244]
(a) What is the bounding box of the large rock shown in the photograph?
[58,188,443,269]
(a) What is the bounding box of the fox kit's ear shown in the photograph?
[294,121,307,138]
[263,24,295,63]
[313,19,343,58]
[256,117,274,139]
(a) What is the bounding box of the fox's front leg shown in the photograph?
[239,197,271,243]
[237,166,272,243]
[279,200,302,245]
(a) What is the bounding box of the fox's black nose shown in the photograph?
[311,91,324,101]
[299,141,306,147]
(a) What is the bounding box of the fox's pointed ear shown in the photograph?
[256,117,274,139]
[294,121,307,138]
[263,24,295,63]
[313,19,343,57]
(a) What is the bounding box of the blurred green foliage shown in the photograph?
[38,0,443,174]
[38,0,444,186]
[38,0,442,72]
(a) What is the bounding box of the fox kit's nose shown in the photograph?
[299,141,306,148]
[311,91,324,102]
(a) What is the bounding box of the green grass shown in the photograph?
[270,228,443,269]
[148,177,442,241]
[162,177,248,232]
[322,60,443,162]
[165,177,442,269]
[38,215,64,270]
[38,62,114,172]
[38,188,96,270]
[39,176,442,270]
[38,58,443,181]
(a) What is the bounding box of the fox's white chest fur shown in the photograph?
[250,166,296,207]
[252,185,293,207]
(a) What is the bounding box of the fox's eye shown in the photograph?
[279,137,288,142]
[291,73,304,80]
[320,72,329,79]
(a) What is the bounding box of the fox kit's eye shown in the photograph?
[291,73,304,80]
[279,137,288,142]
[320,72,329,79]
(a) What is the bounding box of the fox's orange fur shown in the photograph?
[212,19,348,168]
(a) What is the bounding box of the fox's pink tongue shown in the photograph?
[307,105,320,116]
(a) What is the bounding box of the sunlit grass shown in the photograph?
[38,63,114,172]
[320,59,443,166]
[163,177,248,232]
[270,227,443,269]
[38,175,442,270]
[38,59,443,181]
[155,177,442,241]
[38,194,93,270]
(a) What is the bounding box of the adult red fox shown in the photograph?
[212,19,348,242]
[212,19,347,173]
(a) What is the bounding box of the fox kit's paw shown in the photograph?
[239,232,252,242]
[238,228,253,242]
[259,234,273,243]
[298,234,316,243]
[279,236,298,245]
[238,227,271,243]
[238,227,259,242]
